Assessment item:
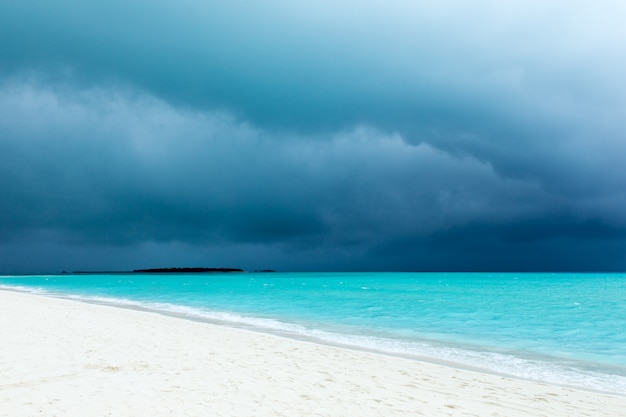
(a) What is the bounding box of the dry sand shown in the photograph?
[1,290,625,417]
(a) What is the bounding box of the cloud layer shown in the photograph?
[1,1,626,271]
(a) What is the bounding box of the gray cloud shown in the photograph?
[1,1,626,271]
[2,81,625,271]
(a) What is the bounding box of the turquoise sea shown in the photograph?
[1,272,625,395]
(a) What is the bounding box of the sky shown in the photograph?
[1,1,626,273]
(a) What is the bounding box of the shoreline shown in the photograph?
[2,290,626,416]
[2,285,626,397]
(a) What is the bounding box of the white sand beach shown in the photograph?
[1,290,624,417]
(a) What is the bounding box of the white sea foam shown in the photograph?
[0,284,50,295]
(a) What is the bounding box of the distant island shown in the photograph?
[133,267,243,273]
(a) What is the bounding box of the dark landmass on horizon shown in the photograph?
[68,267,245,274]
[133,267,244,273]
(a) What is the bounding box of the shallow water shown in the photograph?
[2,272,625,394]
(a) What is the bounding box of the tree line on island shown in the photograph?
[69,267,275,274]
[132,267,275,273]
[133,267,244,273]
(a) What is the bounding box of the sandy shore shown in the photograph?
[1,290,624,417]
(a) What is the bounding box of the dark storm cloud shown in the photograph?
[2,80,624,272]
[2,1,625,189]
[1,1,626,271]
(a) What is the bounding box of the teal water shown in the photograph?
[2,272,625,394]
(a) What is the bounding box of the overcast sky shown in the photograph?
[2,1,626,273]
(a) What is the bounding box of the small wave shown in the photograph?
[0,284,51,295]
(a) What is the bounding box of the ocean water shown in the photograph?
[1,272,625,394]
